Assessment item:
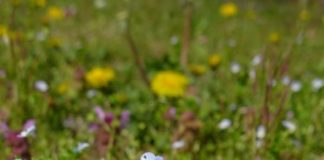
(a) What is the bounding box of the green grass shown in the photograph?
[0,0,323,159]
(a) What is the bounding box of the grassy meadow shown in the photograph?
[0,0,323,159]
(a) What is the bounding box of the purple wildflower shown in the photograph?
[0,120,34,160]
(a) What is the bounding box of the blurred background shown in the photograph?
[0,0,323,159]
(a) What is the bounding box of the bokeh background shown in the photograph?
[0,0,323,159]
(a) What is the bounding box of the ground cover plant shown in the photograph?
[0,0,323,159]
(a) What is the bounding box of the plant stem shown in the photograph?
[124,22,150,88]
[180,0,193,70]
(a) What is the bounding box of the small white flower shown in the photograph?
[170,36,179,45]
[86,89,97,98]
[252,55,262,66]
[35,80,48,92]
[230,62,241,74]
[256,125,266,139]
[18,125,36,138]
[282,76,291,85]
[218,118,231,130]
[74,142,90,153]
[312,78,323,91]
[282,120,296,132]
[291,81,302,92]
[94,0,106,9]
[172,140,185,150]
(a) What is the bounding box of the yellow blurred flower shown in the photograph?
[268,32,280,43]
[208,54,221,68]
[85,67,115,88]
[220,2,238,18]
[299,9,309,21]
[0,25,8,37]
[151,71,188,97]
[189,64,207,76]
[31,0,46,7]
[46,6,64,21]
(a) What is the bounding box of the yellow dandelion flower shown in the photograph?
[220,2,238,18]
[299,10,309,21]
[189,64,207,76]
[85,67,115,88]
[208,54,221,68]
[47,6,64,21]
[0,25,8,37]
[151,71,188,97]
[268,32,280,43]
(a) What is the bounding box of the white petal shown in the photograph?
[312,78,323,91]
[291,81,302,92]
[230,62,241,74]
[18,125,36,138]
[282,120,296,132]
[74,142,90,153]
[256,125,266,139]
[35,80,48,92]
[218,119,231,130]
[252,55,262,66]
[172,140,185,149]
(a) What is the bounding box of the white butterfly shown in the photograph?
[140,152,163,160]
